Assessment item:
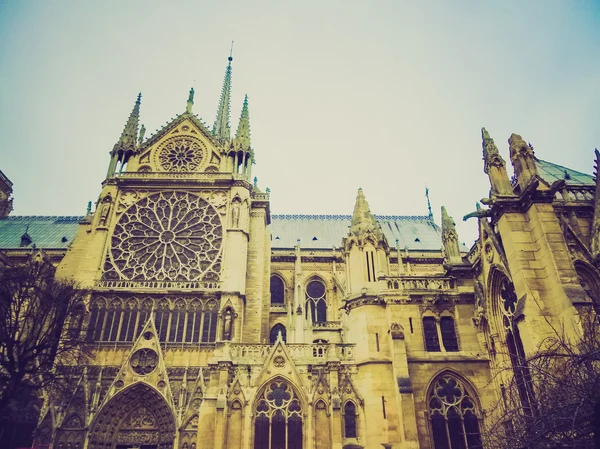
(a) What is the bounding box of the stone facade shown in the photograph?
[1,60,598,449]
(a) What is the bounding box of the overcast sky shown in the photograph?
[1,0,599,246]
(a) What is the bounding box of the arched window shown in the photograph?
[440,316,459,352]
[343,401,357,438]
[305,280,327,323]
[423,316,440,352]
[271,276,285,305]
[254,380,302,449]
[428,374,481,449]
[498,277,534,413]
[270,324,286,344]
[575,262,600,314]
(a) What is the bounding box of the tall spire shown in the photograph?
[212,51,233,143]
[234,95,251,150]
[113,93,141,155]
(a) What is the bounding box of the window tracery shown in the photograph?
[305,279,327,323]
[103,191,222,283]
[254,380,302,449]
[428,374,481,449]
[158,137,205,172]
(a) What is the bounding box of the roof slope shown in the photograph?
[0,216,82,249]
[536,158,593,186]
[269,215,445,250]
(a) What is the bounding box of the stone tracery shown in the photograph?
[158,137,205,172]
[104,191,222,282]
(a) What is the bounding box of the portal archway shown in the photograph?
[88,382,176,449]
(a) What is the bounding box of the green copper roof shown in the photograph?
[0,216,81,249]
[269,215,450,250]
[536,158,593,186]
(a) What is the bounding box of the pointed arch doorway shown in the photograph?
[88,383,176,449]
[254,379,303,449]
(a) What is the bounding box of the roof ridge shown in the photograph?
[1,216,84,221]
[270,214,432,220]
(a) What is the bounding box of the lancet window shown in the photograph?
[423,316,459,352]
[270,276,285,305]
[305,279,327,323]
[343,401,358,438]
[428,374,482,449]
[86,297,218,344]
[498,277,535,413]
[254,380,302,449]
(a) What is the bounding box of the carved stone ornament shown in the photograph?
[389,322,405,340]
[273,356,286,368]
[130,348,158,375]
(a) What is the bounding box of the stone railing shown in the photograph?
[115,172,234,181]
[383,276,455,292]
[554,186,594,202]
[228,343,355,364]
[313,321,342,330]
[95,279,221,290]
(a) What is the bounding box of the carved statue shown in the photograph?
[98,195,112,226]
[231,197,241,228]
[223,309,233,340]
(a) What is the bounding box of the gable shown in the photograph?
[135,117,221,173]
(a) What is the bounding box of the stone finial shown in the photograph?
[481,127,514,196]
[508,133,538,191]
[186,87,194,113]
[441,206,461,265]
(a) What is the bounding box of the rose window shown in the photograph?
[106,191,222,282]
[158,137,204,172]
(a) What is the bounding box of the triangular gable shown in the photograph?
[99,315,174,411]
[180,370,204,428]
[255,339,304,392]
[339,372,364,407]
[140,112,218,150]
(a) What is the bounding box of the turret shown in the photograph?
[509,133,538,191]
[441,206,461,265]
[343,188,388,295]
[482,127,514,197]
[106,93,141,178]
[229,95,253,178]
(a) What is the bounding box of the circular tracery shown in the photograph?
[158,137,204,172]
[107,191,222,282]
[255,380,302,420]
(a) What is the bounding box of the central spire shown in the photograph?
[212,52,233,143]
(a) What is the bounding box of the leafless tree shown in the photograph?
[482,309,600,449]
[0,252,89,448]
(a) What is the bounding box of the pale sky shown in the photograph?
[1,0,599,247]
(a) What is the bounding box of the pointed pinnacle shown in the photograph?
[235,95,251,150]
[213,56,233,142]
[114,93,141,153]
[349,188,382,241]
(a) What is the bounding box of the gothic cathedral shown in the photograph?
[0,56,598,449]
